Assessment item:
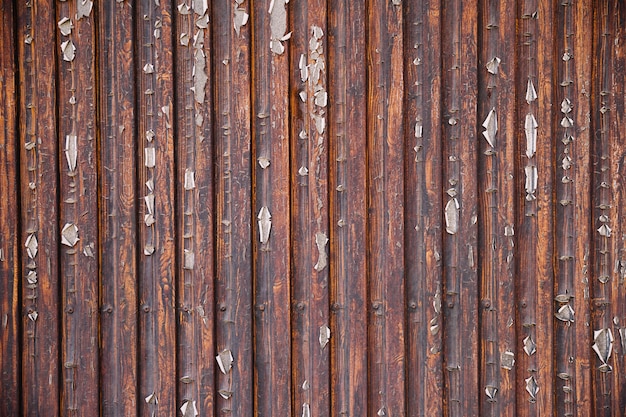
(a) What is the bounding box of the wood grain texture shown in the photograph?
[251,1,293,416]
[98,1,138,416]
[289,1,331,417]
[213,0,254,415]
[366,1,405,415]
[136,1,177,415]
[17,1,60,415]
[56,0,99,414]
[174,1,216,416]
[441,0,479,415]
[403,1,444,415]
[328,1,368,416]
[0,2,20,415]
[477,1,517,415]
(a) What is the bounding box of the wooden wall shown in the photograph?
[1,0,626,416]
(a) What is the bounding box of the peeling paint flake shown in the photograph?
[180,400,199,417]
[192,0,208,15]
[58,17,73,36]
[593,328,613,371]
[25,234,38,259]
[302,403,311,417]
[234,8,249,36]
[145,148,156,168]
[61,223,79,247]
[65,135,77,172]
[501,350,515,370]
[523,335,536,356]
[216,349,234,374]
[524,165,537,198]
[178,2,191,14]
[598,224,612,238]
[61,40,76,62]
[76,0,93,20]
[524,113,537,158]
[184,250,195,270]
[481,108,497,148]
[319,325,330,349]
[525,376,539,401]
[258,207,272,243]
[555,304,575,322]
[193,49,208,103]
[444,198,459,235]
[184,169,196,190]
[269,0,288,54]
[145,392,158,405]
[486,56,501,75]
[526,79,537,103]
[314,232,329,272]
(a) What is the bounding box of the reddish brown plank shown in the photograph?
[441,0,479,415]
[328,0,368,416]
[98,1,138,416]
[477,0,518,415]
[251,1,292,415]
[591,2,624,415]
[17,1,60,415]
[56,1,99,415]
[289,2,331,417]
[0,2,20,415]
[174,2,216,416]
[213,1,254,415]
[552,0,593,415]
[136,1,177,415]
[403,1,444,415]
[366,1,405,415]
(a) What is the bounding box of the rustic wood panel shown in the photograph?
[4,1,626,416]
[0,3,20,416]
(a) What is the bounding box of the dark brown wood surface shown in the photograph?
[3,1,626,416]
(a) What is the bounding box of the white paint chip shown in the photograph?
[216,349,234,374]
[593,328,613,369]
[145,148,156,168]
[319,325,330,349]
[65,135,78,172]
[180,400,199,417]
[486,56,501,75]
[313,232,329,272]
[234,9,249,36]
[184,169,196,190]
[258,207,272,244]
[525,113,538,158]
[145,392,158,404]
[25,234,38,259]
[76,0,94,20]
[61,223,79,247]
[61,40,76,62]
[143,63,154,74]
[58,17,73,36]
[526,79,537,103]
[482,108,497,148]
[444,198,459,235]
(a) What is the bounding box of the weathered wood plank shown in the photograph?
[290,1,331,416]
[0,2,20,415]
[328,0,368,415]
[477,1,517,415]
[213,1,254,415]
[366,0,405,415]
[174,2,216,416]
[98,1,138,415]
[17,1,60,414]
[136,1,177,415]
[591,2,623,415]
[441,0,479,415]
[404,1,444,415]
[251,1,292,416]
[56,1,99,414]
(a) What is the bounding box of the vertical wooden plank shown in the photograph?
[290,2,331,417]
[477,0,517,415]
[213,0,254,414]
[607,4,626,415]
[0,2,20,415]
[404,1,444,415]
[251,1,292,416]
[441,0,478,415]
[17,1,60,415]
[516,0,555,414]
[553,0,593,415]
[98,1,138,415]
[366,1,405,416]
[328,0,368,415]
[591,2,624,415]
[174,1,215,416]
[136,0,177,414]
[56,0,99,414]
